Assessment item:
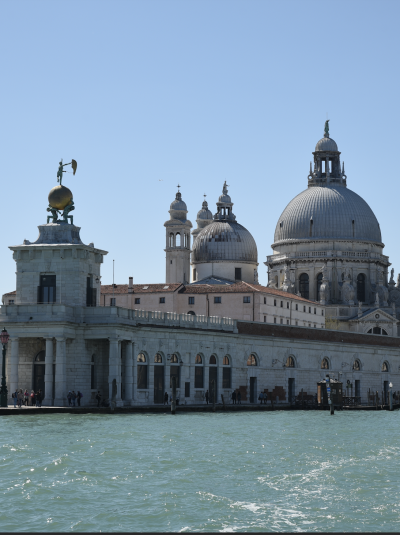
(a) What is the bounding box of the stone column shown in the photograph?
[124,341,133,405]
[9,338,19,400]
[54,338,67,406]
[43,338,54,406]
[108,338,122,407]
[133,343,137,404]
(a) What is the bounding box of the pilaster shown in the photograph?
[54,338,66,406]
[43,338,54,406]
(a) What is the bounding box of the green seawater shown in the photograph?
[1,410,399,532]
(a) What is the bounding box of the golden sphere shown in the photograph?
[48,185,73,210]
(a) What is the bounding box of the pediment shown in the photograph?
[349,308,397,324]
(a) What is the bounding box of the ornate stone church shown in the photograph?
[266,123,399,336]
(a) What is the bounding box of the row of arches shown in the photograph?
[168,232,189,248]
[298,272,367,302]
[321,357,390,372]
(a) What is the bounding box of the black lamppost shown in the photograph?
[0,328,10,407]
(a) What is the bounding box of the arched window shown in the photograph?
[187,311,195,316]
[137,353,147,389]
[316,273,323,302]
[154,353,163,363]
[209,355,216,365]
[321,358,329,369]
[382,361,389,372]
[299,273,309,299]
[169,354,180,388]
[35,351,45,362]
[223,356,230,365]
[353,359,361,371]
[91,355,95,389]
[170,354,178,363]
[368,327,388,335]
[195,354,203,388]
[247,354,257,366]
[176,233,181,247]
[169,233,174,247]
[357,273,366,303]
[285,356,295,368]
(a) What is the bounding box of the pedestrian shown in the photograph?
[67,391,72,406]
[95,391,101,407]
[24,389,29,406]
[77,391,82,407]
[37,390,42,408]
[164,391,168,405]
[237,391,241,404]
[205,390,209,404]
[231,390,236,404]
[17,390,23,408]
[12,390,17,408]
[259,391,263,404]
[31,390,35,406]
[71,391,77,407]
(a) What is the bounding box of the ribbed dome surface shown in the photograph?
[197,207,213,220]
[170,199,187,211]
[274,186,382,244]
[193,221,257,263]
[315,137,338,152]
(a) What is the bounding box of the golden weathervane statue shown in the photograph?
[47,159,78,224]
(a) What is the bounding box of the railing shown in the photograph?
[342,396,361,406]
[267,251,390,263]
[0,303,237,333]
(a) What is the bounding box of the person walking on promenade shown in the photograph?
[17,390,23,408]
[71,391,77,407]
[77,391,82,407]
[231,390,236,404]
[12,390,17,408]
[205,390,209,404]
[164,391,168,405]
[24,390,29,406]
[237,391,241,404]
[30,390,35,406]
[95,391,101,407]
[259,391,264,404]
[36,390,42,407]
[67,391,72,406]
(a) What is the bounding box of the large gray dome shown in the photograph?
[193,221,257,263]
[274,186,382,244]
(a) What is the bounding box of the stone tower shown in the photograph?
[164,187,192,284]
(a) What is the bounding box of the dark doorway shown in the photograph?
[34,351,45,396]
[288,378,295,403]
[209,367,217,403]
[170,366,180,388]
[355,379,360,398]
[250,377,257,403]
[384,381,389,404]
[185,382,190,398]
[154,366,164,403]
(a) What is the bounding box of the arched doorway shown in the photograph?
[209,355,217,403]
[33,351,45,396]
[154,353,164,403]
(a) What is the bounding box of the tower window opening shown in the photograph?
[169,233,174,247]
[176,233,181,247]
[322,161,325,173]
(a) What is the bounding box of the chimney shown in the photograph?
[128,276,133,293]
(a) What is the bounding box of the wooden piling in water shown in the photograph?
[171,376,176,415]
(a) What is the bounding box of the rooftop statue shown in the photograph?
[324,119,330,138]
[57,159,77,186]
[48,158,78,221]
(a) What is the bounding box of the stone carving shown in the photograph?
[281,265,295,294]
[62,200,75,224]
[341,270,355,305]
[318,265,330,304]
[324,119,330,137]
[389,286,400,307]
[397,274,400,289]
[254,269,259,284]
[390,268,395,283]
[376,270,389,307]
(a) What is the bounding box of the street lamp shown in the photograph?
[0,328,10,407]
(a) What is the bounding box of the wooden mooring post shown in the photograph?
[212,380,216,412]
[221,394,225,409]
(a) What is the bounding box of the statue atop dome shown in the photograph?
[324,120,330,138]
[47,158,77,224]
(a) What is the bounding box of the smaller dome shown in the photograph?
[170,191,187,212]
[218,193,231,203]
[315,137,338,152]
[197,200,212,220]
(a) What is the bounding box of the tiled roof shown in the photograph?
[101,283,182,295]
[3,291,16,296]
[101,281,319,304]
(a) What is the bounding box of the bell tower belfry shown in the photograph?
[164,186,192,284]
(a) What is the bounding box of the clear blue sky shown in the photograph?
[0,0,399,293]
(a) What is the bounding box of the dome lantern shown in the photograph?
[308,121,346,187]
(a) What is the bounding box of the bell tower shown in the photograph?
[164,186,192,284]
